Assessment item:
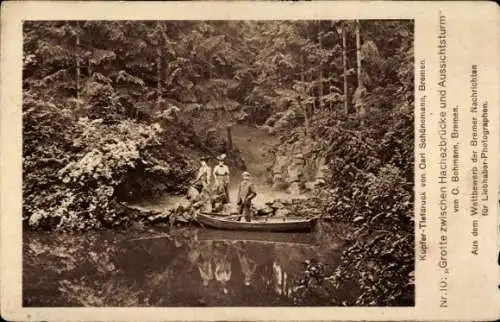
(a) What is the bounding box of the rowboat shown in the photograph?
[196,212,317,232]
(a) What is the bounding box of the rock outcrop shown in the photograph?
[119,203,197,228]
[270,136,330,194]
[255,197,322,218]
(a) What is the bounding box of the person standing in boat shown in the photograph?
[195,156,212,192]
[213,154,230,204]
[237,171,257,222]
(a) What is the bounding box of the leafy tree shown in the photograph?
[24,19,414,305]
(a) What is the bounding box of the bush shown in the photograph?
[277,108,414,306]
[23,89,221,230]
[24,112,162,230]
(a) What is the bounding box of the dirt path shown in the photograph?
[228,124,300,207]
[230,124,278,182]
[135,124,304,212]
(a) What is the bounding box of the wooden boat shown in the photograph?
[196,212,317,232]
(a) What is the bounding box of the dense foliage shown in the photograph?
[287,109,414,306]
[264,21,415,306]
[23,21,248,231]
[24,19,414,305]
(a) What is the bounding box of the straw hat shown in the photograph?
[216,154,226,161]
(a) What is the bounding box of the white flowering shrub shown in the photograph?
[24,107,166,230]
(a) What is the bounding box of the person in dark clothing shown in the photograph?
[237,171,257,222]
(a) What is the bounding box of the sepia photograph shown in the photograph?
[21,19,415,307]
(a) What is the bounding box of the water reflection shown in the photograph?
[23,225,344,307]
[234,242,257,287]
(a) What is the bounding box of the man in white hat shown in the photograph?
[213,154,230,204]
[237,171,257,221]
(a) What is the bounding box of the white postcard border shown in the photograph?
[1,1,498,321]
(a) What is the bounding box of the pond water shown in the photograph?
[23,223,348,307]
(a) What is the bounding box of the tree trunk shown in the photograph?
[356,20,362,88]
[308,67,315,113]
[300,54,309,136]
[76,21,80,109]
[317,21,324,110]
[161,24,170,99]
[226,126,233,151]
[355,20,364,125]
[342,24,348,115]
[156,47,161,108]
[156,22,162,109]
[329,20,335,112]
[328,66,332,111]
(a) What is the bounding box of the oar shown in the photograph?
[203,212,242,221]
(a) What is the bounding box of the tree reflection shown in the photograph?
[234,241,257,287]
[24,227,344,307]
[196,242,214,287]
[213,242,232,293]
